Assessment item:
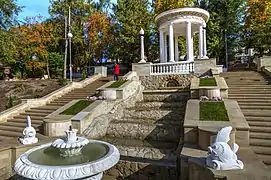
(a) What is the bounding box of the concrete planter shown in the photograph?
[190,77,228,99]
[97,80,140,100]
[184,99,250,150]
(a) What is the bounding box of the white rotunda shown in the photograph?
[155,8,210,63]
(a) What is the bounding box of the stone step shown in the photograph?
[0,129,23,137]
[30,106,60,111]
[257,155,271,166]
[123,109,184,121]
[20,112,49,117]
[13,115,44,121]
[0,124,40,133]
[25,109,55,114]
[115,118,181,126]
[235,99,271,103]
[47,102,67,106]
[107,120,181,142]
[248,121,271,127]
[143,92,188,102]
[228,85,271,89]
[243,110,271,117]
[0,121,40,128]
[100,137,178,162]
[229,96,271,100]
[238,102,271,107]
[229,90,271,94]
[250,138,271,147]
[8,118,43,124]
[135,102,185,109]
[250,126,271,133]
[229,94,271,97]
[250,132,271,140]
[253,146,271,156]
[241,106,271,110]
[246,116,271,122]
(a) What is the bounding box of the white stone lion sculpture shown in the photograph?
[19,116,38,145]
[206,126,244,170]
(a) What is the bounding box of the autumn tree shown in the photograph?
[154,0,194,14]
[12,16,54,78]
[245,0,271,56]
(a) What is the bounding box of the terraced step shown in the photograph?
[229,94,271,97]
[252,146,271,156]
[250,126,271,133]
[123,109,183,120]
[0,121,40,128]
[238,102,271,106]
[143,92,188,102]
[242,110,271,117]
[107,119,181,142]
[135,102,185,109]
[229,96,271,100]
[25,109,55,114]
[100,137,178,162]
[246,116,271,122]
[234,99,271,103]
[0,125,35,133]
[13,115,44,121]
[20,112,49,117]
[30,106,60,111]
[0,129,22,137]
[240,106,271,110]
[227,85,271,89]
[250,132,271,140]
[229,90,271,94]
[248,121,271,127]
[257,155,271,166]
[8,118,43,124]
[250,138,271,147]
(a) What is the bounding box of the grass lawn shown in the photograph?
[199,78,217,86]
[60,100,92,115]
[107,80,127,88]
[200,101,229,121]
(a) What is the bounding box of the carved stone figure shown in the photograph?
[206,126,244,170]
[200,96,209,101]
[19,116,38,145]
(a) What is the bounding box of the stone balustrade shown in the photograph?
[150,61,194,75]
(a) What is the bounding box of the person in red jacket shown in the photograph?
[113,62,120,81]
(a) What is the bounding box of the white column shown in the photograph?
[191,35,194,61]
[174,36,179,61]
[139,28,146,63]
[203,22,209,59]
[186,21,193,62]
[164,33,167,62]
[168,23,175,62]
[198,23,203,59]
[159,30,164,63]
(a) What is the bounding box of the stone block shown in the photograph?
[132,63,151,76]
[94,66,107,77]
[194,58,216,74]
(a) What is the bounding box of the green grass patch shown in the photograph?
[107,80,127,88]
[200,101,229,121]
[60,100,92,115]
[199,78,217,86]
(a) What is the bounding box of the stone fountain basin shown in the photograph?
[14,140,120,180]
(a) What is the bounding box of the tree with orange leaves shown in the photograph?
[86,12,112,62]
[12,16,54,78]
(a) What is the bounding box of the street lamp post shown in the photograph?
[139,28,146,63]
[67,5,73,82]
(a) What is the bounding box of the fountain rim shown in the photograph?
[14,139,120,180]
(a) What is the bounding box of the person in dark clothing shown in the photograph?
[113,62,120,81]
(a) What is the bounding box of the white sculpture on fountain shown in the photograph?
[19,116,38,145]
[206,126,244,170]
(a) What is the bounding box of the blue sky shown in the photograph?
[17,0,51,21]
[17,0,117,21]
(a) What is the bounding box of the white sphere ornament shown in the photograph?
[140,28,144,35]
[68,32,73,38]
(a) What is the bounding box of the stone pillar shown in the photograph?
[159,30,165,63]
[168,23,175,62]
[186,21,193,62]
[198,23,203,59]
[174,36,179,61]
[203,22,209,59]
[139,28,146,63]
[164,33,167,62]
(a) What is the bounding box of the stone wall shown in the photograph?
[256,56,271,71]
[194,59,217,74]
[105,160,177,180]
[140,74,199,90]
[82,82,144,139]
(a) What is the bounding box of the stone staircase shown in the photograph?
[0,77,111,141]
[103,90,189,179]
[221,71,271,168]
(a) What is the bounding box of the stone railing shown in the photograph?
[0,74,102,122]
[150,61,194,75]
